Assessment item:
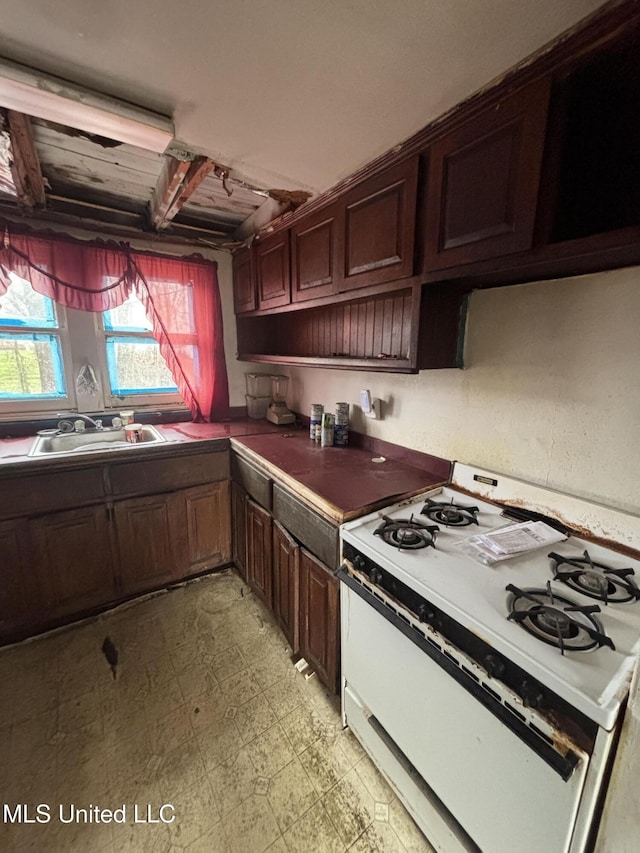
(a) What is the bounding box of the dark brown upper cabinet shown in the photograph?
[423,76,551,271]
[232,247,256,314]
[291,203,340,303]
[256,230,291,310]
[338,157,419,292]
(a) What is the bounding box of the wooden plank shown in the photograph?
[164,156,215,221]
[33,126,164,176]
[6,111,46,208]
[149,155,191,229]
[46,161,157,200]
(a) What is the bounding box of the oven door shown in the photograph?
[340,580,592,853]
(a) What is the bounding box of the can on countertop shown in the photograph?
[321,412,335,447]
[334,402,349,446]
[310,404,324,441]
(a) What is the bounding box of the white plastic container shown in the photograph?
[246,394,271,419]
[245,373,273,397]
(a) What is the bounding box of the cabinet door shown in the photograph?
[233,247,256,314]
[272,520,300,651]
[291,204,339,303]
[246,498,273,608]
[299,549,339,693]
[256,230,291,310]
[114,493,179,597]
[181,481,231,576]
[29,506,115,620]
[338,157,418,293]
[232,481,248,580]
[424,76,551,270]
[0,519,36,637]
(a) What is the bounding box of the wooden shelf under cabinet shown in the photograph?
[237,283,466,372]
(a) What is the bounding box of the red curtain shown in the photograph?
[0,229,229,421]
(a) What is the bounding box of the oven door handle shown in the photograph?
[338,567,581,782]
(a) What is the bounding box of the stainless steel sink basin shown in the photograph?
[28,425,166,457]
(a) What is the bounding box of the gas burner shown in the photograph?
[421,498,479,527]
[506,582,615,654]
[374,515,439,550]
[549,550,640,604]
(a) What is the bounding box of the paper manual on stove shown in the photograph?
[459,521,567,565]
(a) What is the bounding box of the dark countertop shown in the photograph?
[0,418,451,522]
[231,431,450,523]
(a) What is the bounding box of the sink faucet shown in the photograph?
[56,413,101,431]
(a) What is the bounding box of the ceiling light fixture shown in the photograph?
[0,57,174,153]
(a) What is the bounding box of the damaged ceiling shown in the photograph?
[0,109,308,247]
[0,0,607,248]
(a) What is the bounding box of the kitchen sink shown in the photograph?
[28,425,166,457]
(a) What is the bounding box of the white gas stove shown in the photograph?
[339,463,640,853]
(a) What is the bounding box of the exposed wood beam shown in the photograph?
[149,155,191,230]
[5,110,46,208]
[164,156,215,221]
[150,154,215,230]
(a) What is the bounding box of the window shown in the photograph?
[0,274,71,412]
[101,295,179,402]
[0,275,186,419]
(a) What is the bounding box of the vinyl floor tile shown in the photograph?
[266,755,319,832]
[0,570,433,853]
[282,800,346,853]
[220,793,281,853]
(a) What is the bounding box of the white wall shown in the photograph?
[244,266,640,514]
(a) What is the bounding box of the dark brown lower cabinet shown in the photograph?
[272,520,300,652]
[181,481,231,575]
[114,493,180,596]
[299,548,340,694]
[232,481,248,580]
[30,506,116,620]
[246,498,273,608]
[0,519,35,635]
[0,449,233,643]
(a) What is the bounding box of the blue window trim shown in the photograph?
[0,332,67,400]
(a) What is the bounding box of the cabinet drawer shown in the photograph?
[272,484,338,569]
[0,466,105,519]
[109,450,229,498]
[231,453,272,511]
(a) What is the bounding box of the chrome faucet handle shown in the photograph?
[57,419,75,433]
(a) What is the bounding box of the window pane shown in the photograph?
[145,279,195,336]
[0,274,57,328]
[0,333,66,399]
[106,336,178,395]
[103,294,152,332]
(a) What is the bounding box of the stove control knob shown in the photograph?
[520,681,544,709]
[418,604,435,624]
[484,654,506,679]
[352,554,366,572]
[369,568,383,585]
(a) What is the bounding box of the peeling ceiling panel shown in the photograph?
[32,119,164,203]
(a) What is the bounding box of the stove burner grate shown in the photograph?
[374,515,440,550]
[421,498,479,527]
[506,582,615,654]
[549,550,640,604]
